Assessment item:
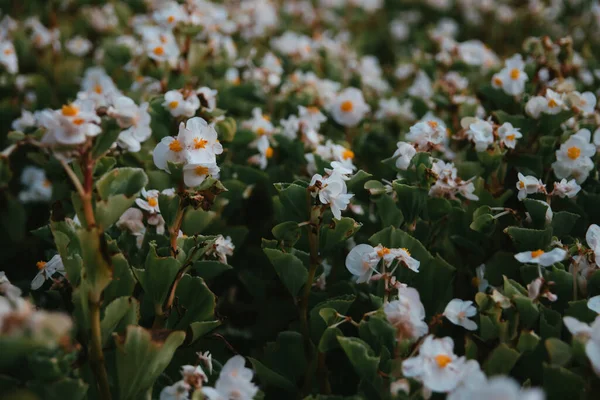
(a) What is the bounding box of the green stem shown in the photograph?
[89,299,112,400]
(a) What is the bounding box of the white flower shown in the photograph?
[310,167,354,220]
[180,364,208,389]
[136,189,161,214]
[11,109,37,131]
[448,376,544,400]
[279,115,300,139]
[390,247,420,272]
[117,208,146,234]
[384,287,428,341]
[143,29,180,68]
[462,117,494,152]
[18,166,52,203]
[491,289,512,308]
[153,0,188,28]
[244,108,275,137]
[183,162,220,188]
[514,248,566,267]
[153,117,222,174]
[516,173,545,201]
[0,40,18,74]
[528,277,557,302]
[491,54,528,96]
[196,87,218,111]
[544,89,565,115]
[474,264,489,292]
[66,36,93,56]
[31,255,66,290]
[393,141,417,170]
[552,129,596,184]
[159,380,190,400]
[498,122,522,149]
[525,96,548,119]
[163,90,200,118]
[588,296,600,314]
[79,67,121,107]
[552,178,581,198]
[201,355,258,400]
[345,244,380,283]
[568,91,596,116]
[402,335,466,393]
[298,106,327,131]
[248,135,273,170]
[406,119,447,150]
[197,351,213,375]
[586,224,600,261]
[108,96,152,152]
[408,70,433,100]
[328,87,370,127]
[443,299,477,331]
[206,235,235,264]
[38,100,101,145]
[178,117,223,164]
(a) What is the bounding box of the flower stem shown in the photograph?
[89,297,112,400]
[169,204,185,256]
[300,206,321,395]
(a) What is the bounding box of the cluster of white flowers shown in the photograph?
[153,117,223,187]
[345,243,420,283]
[383,286,428,341]
[552,129,596,184]
[460,117,523,152]
[310,163,355,220]
[429,159,478,201]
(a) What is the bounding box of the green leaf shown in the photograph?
[392,183,428,225]
[77,228,112,299]
[192,260,233,280]
[92,121,120,159]
[374,194,404,227]
[103,253,136,305]
[543,364,585,400]
[540,306,562,339]
[310,296,355,344]
[552,211,580,238]
[249,357,297,394]
[134,243,181,308]
[514,296,539,329]
[346,170,372,194]
[484,343,520,375]
[188,320,221,343]
[504,227,552,252]
[95,168,148,229]
[337,337,380,383]
[545,338,572,367]
[272,221,302,248]
[27,377,88,400]
[320,217,362,255]
[158,193,181,231]
[470,213,497,235]
[168,275,216,330]
[523,199,549,228]
[264,248,308,297]
[101,297,139,346]
[114,326,186,400]
[318,327,344,353]
[274,182,309,222]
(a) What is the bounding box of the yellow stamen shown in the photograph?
[72,118,85,126]
[194,138,208,149]
[153,46,165,56]
[531,249,545,258]
[3,48,13,55]
[567,146,581,160]
[169,101,179,109]
[167,15,175,23]
[340,101,353,112]
[427,120,438,129]
[307,106,319,114]
[506,134,516,141]
[148,197,158,207]
[61,104,79,117]
[519,181,525,188]
[342,149,354,160]
[548,98,558,108]
[435,354,452,368]
[509,69,520,80]
[195,165,210,176]
[94,84,103,94]
[36,261,47,270]
[402,248,411,256]
[377,247,391,258]
[493,77,503,86]
[266,147,274,158]
[169,139,183,152]
[256,127,266,136]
